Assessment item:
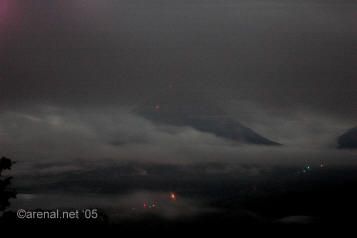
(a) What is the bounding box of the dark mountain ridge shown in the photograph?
[338,127,357,149]
[134,90,280,145]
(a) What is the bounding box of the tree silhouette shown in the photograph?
[0,157,17,219]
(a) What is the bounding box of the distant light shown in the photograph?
[320,163,325,168]
[170,193,176,200]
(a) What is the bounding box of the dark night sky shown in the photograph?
[0,0,356,118]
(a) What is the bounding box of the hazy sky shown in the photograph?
[0,0,356,119]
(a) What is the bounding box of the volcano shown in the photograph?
[134,90,280,146]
